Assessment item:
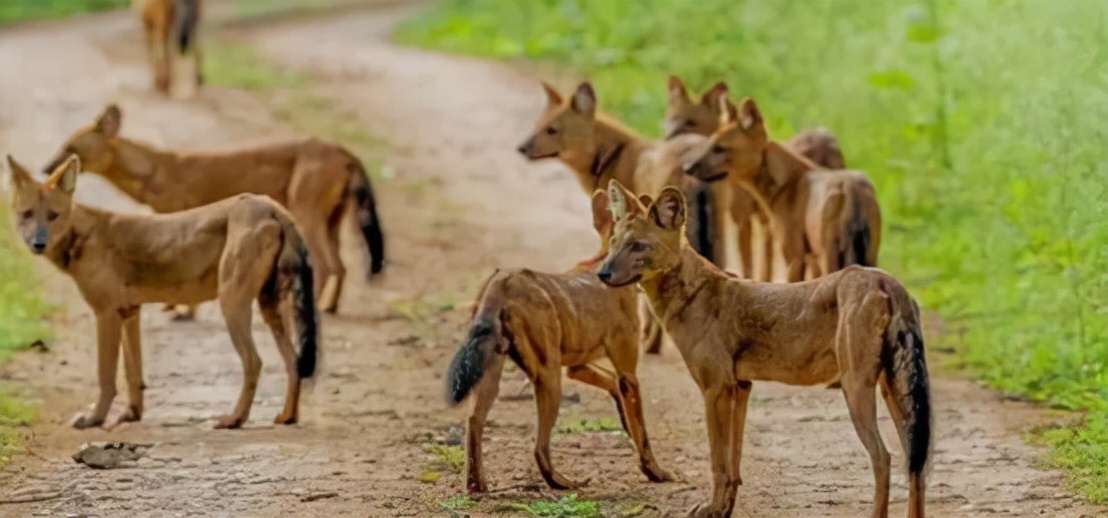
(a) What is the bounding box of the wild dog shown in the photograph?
[132,0,202,94]
[6,155,319,429]
[45,104,385,318]
[684,97,881,283]
[664,76,848,281]
[517,80,717,354]
[445,190,673,494]
[598,181,931,518]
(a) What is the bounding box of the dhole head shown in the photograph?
[598,180,686,287]
[682,97,768,184]
[578,187,653,270]
[663,76,730,140]
[44,104,122,175]
[517,81,599,162]
[5,154,80,255]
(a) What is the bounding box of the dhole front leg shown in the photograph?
[688,386,739,518]
[110,311,145,428]
[73,312,123,429]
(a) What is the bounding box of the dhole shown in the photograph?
[664,76,847,281]
[446,190,673,493]
[517,80,719,353]
[46,104,385,317]
[6,155,319,429]
[684,97,881,282]
[132,0,202,94]
[599,181,931,518]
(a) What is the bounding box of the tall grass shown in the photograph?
[397,0,1108,502]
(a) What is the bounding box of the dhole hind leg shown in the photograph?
[533,368,589,490]
[259,299,300,425]
[73,312,124,429]
[567,364,673,483]
[295,215,339,313]
[465,353,505,494]
[880,376,927,518]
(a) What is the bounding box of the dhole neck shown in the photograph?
[44,204,104,271]
[755,141,818,201]
[565,117,641,188]
[103,138,175,204]
[639,247,714,328]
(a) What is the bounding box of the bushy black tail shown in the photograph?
[348,161,385,277]
[174,0,200,54]
[885,325,932,476]
[446,314,502,406]
[293,242,319,379]
[687,182,716,265]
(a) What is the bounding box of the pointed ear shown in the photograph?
[702,81,729,110]
[737,98,763,132]
[95,104,122,137]
[718,96,739,126]
[541,81,563,106]
[650,187,686,231]
[589,190,613,237]
[570,82,597,118]
[667,75,690,103]
[606,179,640,221]
[5,155,35,191]
[45,154,80,195]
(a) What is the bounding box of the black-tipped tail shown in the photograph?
[348,162,385,276]
[898,327,931,475]
[174,0,200,53]
[688,182,716,264]
[446,318,499,406]
[294,244,319,379]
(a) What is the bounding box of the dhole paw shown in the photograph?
[70,413,104,430]
[647,467,676,483]
[273,413,297,425]
[466,479,487,495]
[547,474,591,491]
[171,307,195,321]
[106,406,142,430]
[212,415,245,429]
[687,501,730,518]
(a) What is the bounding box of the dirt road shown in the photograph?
[0,3,1101,517]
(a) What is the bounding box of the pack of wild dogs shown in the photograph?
[3,5,931,517]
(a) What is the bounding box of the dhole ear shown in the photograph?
[46,154,80,195]
[737,98,763,132]
[4,155,35,191]
[667,76,690,103]
[589,190,613,237]
[718,96,739,126]
[606,179,639,222]
[541,81,563,106]
[650,187,686,231]
[703,81,729,109]
[570,82,597,118]
[96,104,122,137]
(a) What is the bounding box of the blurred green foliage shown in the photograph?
[0,0,128,24]
[398,0,1108,502]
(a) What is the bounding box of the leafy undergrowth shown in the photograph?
[557,417,622,434]
[398,0,1108,503]
[0,0,127,25]
[501,494,600,517]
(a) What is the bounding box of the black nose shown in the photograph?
[32,242,46,252]
[597,270,612,283]
[517,141,532,155]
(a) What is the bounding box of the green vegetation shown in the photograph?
[0,0,127,24]
[501,494,600,517]
[0,394,34,467]
[423,444,465,474]
[437,495,477,512]
[398,0,1108,503]
[205,43,305,92]
[558,417,622,434]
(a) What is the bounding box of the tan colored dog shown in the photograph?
[132,0,202,94]
[46,104,385,318]
[598,181,931,518]
[517,81,717,353]
[446,190,673,493]
[6,155,319,429]
[684,98,881,282]
[664,76,848,281]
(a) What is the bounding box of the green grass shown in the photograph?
[204,42,305,92]
[437,495,477,512]
[423,444,465,474]
[557,417,622,434]
[0,0,127,24]
[501,494,600,517]
[398,0,1108,503]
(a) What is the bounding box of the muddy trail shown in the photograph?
[0,3,1100,517]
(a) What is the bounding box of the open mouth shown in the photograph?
[522,150,559,160]
[601,273,642,288]
[699,171,729,183]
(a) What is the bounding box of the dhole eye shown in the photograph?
[46,211,59,222]
[630,242,647,253]
[712,145,726,154]
[545,127,558,135]
[21,209,33,220]
[684,120,696,127]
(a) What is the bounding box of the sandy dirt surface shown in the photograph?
[0,3,1102,517]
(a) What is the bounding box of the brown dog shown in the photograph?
[446,190,673,494]
[6,155,319,429]
[684,97,881,282]
[598,180,931,518]
[132,0,202,94]
[664,76,848,281]
[46,104,384,317]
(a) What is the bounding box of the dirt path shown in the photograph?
[0,4,1101,517]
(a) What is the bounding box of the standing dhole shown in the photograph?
[132,0,202,94]
[446,190,673,494]
[6,155,319,430]
[598,180,930,518]
[46,104,385,318]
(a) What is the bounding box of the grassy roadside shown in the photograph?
[396,0,1108,503]
[0,0,128,25]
